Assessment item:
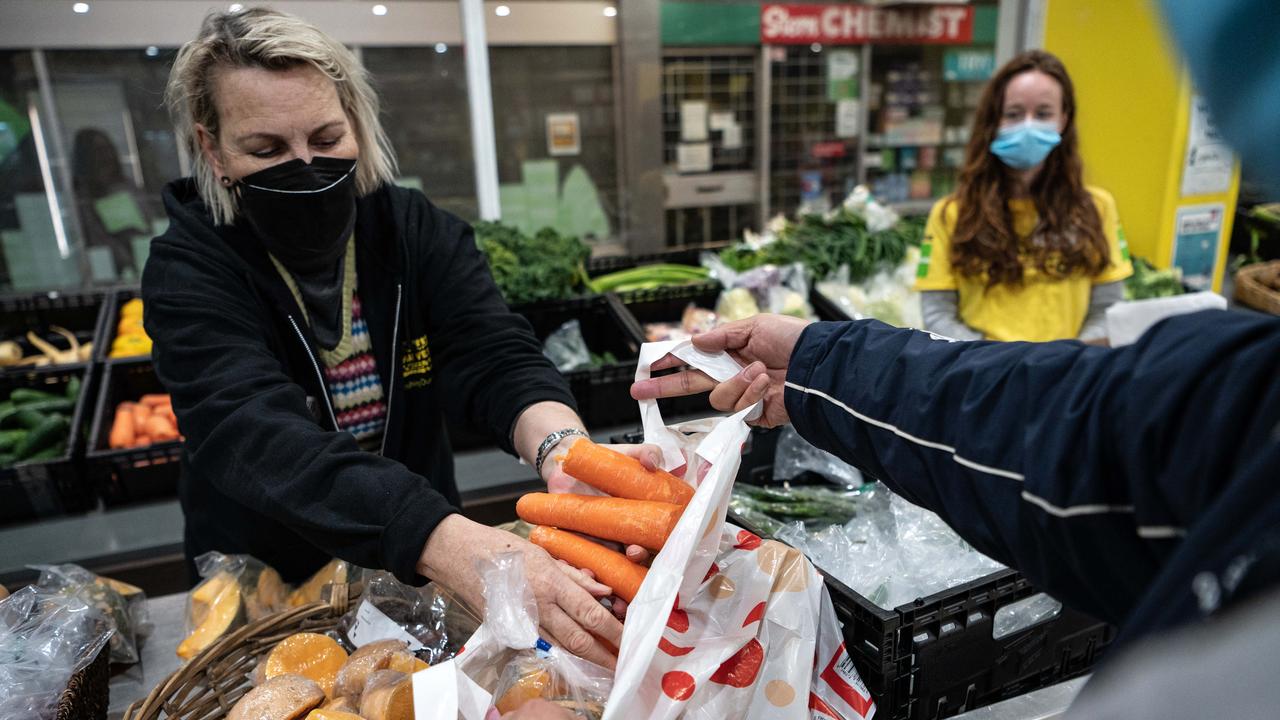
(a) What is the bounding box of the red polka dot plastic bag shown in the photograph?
[598,340,875,719]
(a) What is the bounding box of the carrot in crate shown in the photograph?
[109,403,136,449]
[529,525,647,603]
[559,439,693,506]
[517,493,682,551]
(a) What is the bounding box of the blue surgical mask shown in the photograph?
[989,120,1062,170]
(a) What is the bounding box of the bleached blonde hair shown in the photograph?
[165,6,396,225]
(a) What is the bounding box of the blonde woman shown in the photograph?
[146,7,641,667]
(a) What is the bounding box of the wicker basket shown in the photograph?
[56,643,110,720]
[123,583,358,720]
[1235,260,1280,315]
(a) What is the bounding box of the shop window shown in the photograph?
[363,45,477,222]
[488,45,619,243]
[45,48,182,285]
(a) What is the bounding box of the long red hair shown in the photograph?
[948,50,1108,287]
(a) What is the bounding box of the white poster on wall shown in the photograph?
[676,142,712,173]
[680,101,709,142]
[1180,93,1234,197]
[545,112,581,156]
[835,98,861,139]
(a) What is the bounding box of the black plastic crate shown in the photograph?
[446,295,643,450]
[0,363,96,524]
[0,289,107,374]
[613,282,724,420]
[94,287,148,363]
[86,358,182,506]
[730,500,1113,720]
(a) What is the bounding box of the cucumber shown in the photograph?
[0,429,26,452]
[16,398,74,415]
[10,388,62,405]
[11,408,50,430]
[23,442,66,462]
[65,376,81,400]
[13,414,68,460]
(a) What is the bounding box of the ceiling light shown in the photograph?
[145,46,159,57]
[229,3,243,11]
[495,5,510,17]
[72,2,90,13]
[372,4,388,15]
[435,43,448,54]
[810,43,822,53]
[603,6,617,17]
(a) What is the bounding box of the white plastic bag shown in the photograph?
[600,340,875,719]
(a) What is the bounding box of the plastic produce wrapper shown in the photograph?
[336,570,477,665]
[177,552,290,661]
[0,585,113,719]
[816,255,922,330]
[597,339,873,719]
[543,319,593,372]
[32,563,148,665]
[773,425,865,488]
[702,254,813,322]
[776,488,1004,610]
[411,553,612,719]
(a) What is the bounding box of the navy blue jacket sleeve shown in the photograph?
[784,311,1280,628]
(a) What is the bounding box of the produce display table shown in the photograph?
[105,595,1085,720]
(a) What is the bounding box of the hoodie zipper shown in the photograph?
[379,283,402,457]
[288,314,340,430]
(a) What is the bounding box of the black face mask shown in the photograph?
[236,156,357,274]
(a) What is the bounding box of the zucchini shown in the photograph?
[10,388,62,405]
[0,429,26,452]
[65,376,81,400]
[13,414,68,459]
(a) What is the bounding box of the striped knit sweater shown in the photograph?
[320,294,387,451]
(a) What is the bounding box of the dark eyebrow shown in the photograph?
[233,120,344,145]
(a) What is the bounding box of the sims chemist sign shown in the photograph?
[761,4,974,45]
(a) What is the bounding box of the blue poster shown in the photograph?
[1171,203,1224,291]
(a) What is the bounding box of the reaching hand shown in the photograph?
[418,515,623,669]
[630,314,809,428]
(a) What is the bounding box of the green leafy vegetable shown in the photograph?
[1125,256,1185,300]
[475,221,591,305]
[719,211,925,283]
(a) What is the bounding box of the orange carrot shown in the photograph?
[529,526,648,603]
[144,414,178,442]
[560,440,694,506]
[139,393,171,408]
[109,403,135,449]
[130,402,152,434]
[517,493,682,551]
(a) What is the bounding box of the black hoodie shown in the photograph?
[142,179,575,585]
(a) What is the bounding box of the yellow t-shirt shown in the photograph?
[913,187,1133,342]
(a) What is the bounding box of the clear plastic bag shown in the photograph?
[773,424,866,487]
[0,585,113,720]
[542,319,593,373]
[704,254,814,323]
[178,552,289,661]
[776,486,1004,609]
[32,563,148,665]
[816,255,923,330]
[480,552,613,718]
[335,570,478,665]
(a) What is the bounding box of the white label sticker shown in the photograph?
[347,599,424,651]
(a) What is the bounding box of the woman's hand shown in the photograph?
[630,314,808,428]
[418,514,622,669]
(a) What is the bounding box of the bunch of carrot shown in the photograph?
[108,394,182,449]
[519,439,694,604]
